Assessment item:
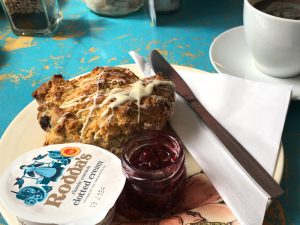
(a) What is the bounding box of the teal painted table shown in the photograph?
[0,0,299,224]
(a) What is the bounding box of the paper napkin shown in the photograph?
[170,70,291,225]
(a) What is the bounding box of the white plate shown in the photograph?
[209,26,300,99]
[0,65,284,225]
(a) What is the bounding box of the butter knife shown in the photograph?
[150,49,284,198]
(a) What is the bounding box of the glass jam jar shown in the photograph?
[121,131,186,218]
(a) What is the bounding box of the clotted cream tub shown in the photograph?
[0,143,126,225]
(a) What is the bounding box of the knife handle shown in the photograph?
[189,99,284,198]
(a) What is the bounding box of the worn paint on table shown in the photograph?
[3,37,37,51]
[0,68,35,84]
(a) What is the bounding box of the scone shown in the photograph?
[32,66,175,155]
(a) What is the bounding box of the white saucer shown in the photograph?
[209,26,300,100]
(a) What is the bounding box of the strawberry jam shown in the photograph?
[130,144,177,171]
[121,131,186,218]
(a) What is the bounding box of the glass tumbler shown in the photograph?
[0,0,62,36]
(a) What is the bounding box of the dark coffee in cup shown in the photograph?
[254,0,300,20]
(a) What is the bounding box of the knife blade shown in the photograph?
[150,49,284,198]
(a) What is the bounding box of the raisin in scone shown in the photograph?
[32,66,175,155]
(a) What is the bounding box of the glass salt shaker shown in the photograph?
[0,0,62,36]
[85,0,143,17]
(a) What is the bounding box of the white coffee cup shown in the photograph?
[243,0,300,78]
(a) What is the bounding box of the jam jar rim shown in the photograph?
[121,130,185,176]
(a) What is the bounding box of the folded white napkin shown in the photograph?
[170,70,291,225]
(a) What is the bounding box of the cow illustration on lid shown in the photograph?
[12,147,80,206]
